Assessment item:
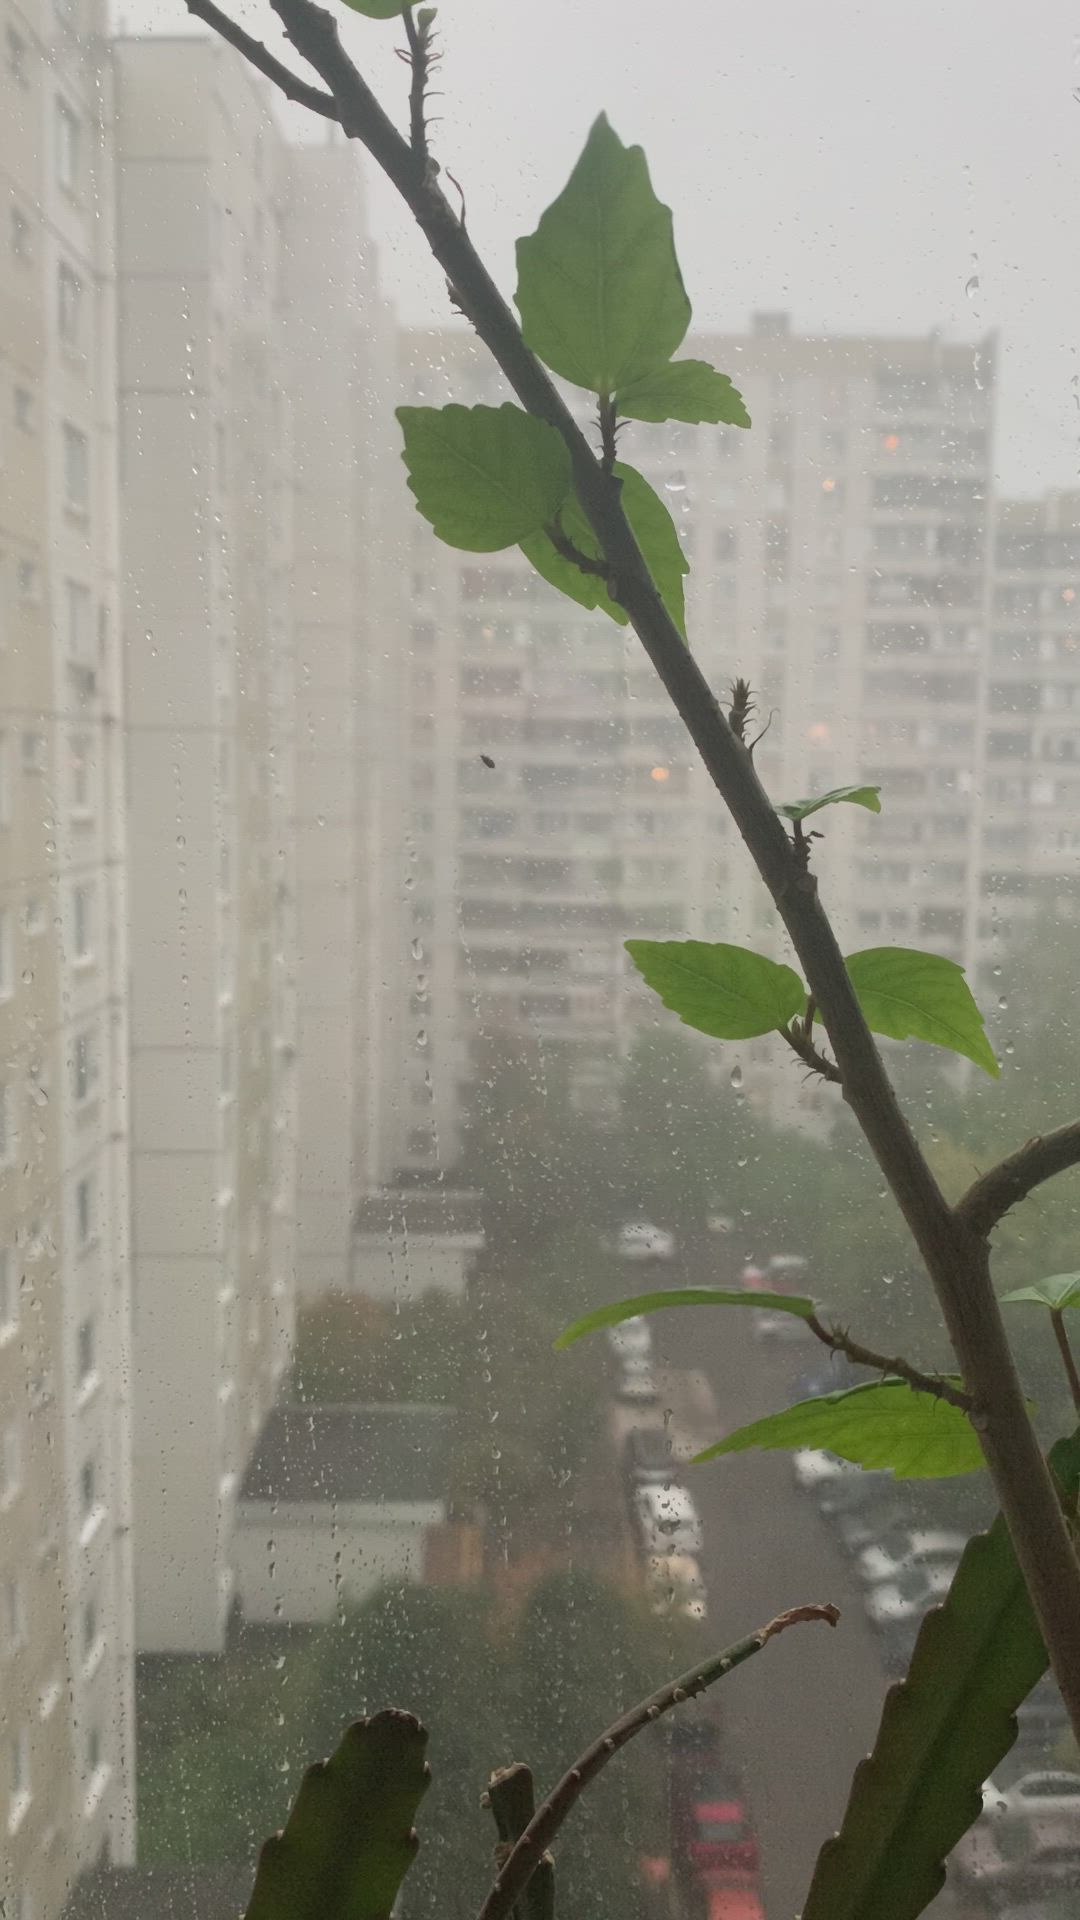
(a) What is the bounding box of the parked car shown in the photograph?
[997,1771,1080,1850]
[615,1221,677,1263]
[704,1878,766,1920]
[645,1550,707,1623]
[754,1256,812,1341]
[855,1528,968,1587]
[626,1427,682,1484]
[686,1799,760,1878]
[818,1466,893,1519]
[787,1356,870,1403]
[617,1356,661,1406]
[607,1316,653,1361]
[834,1498,906,1556]
[634,1483,704,1557]
[792,1448,858,1494]
[864,1560,956,1631]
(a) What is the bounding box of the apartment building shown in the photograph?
[396,320,995,1132]
[1,0,135,1911]
[113,36,297,1654]
[977,489,1080,970]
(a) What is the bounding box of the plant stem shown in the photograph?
[1051,1310,1080,1414]
[804,1312,973,1411]
[957,1120,1080,1237]
[485,1764,555,1920]
[475,1606,838,1920]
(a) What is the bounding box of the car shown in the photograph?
[625,1427,683,1484]
[686,1800,760,1878]
[704,1878,766,1920]
[645,1550,707,1623]
[998,1770,1080,1847]
[818,1466,893,1518]
[787,1356,871,1403]
[617,1358,661,1406]
[792,1448,859,1494]
[855,1528,968,1587]
[606,1316,653,1361]
[834,1498,906,1556]
[864,1561,956,1630]
[634,1483,704,1556]
[754,1257,812,1341]
[615,1222,676,1263]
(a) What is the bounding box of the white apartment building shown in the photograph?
[113,36,297,1654]
[396,319,996,1134]
[1,0,135,1912]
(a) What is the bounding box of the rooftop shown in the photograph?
[239,1403,454,1506]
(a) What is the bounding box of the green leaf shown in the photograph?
[515,114,690,393]
[244,1711,430,1920]
[694,1380,980,1478]
[555,1287,817,1350]
[625,939,806,1041]
[840,947,999,1078]
[802,1431,1080,1920]
[616,360,750,427]
[396,405,571,552]
[1002,1272,1080,1311]
[778,785,882,824]
[521,462,688,634]
[339,0,410,16]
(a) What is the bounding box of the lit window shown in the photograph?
[1,1420,23,1508]
[54,98,80,193]
[0,1251,16,1341]
[62,423,89,513]
[58,262,83,346]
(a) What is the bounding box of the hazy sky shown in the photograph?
[130,0,1080,495]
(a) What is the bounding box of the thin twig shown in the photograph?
[1051,1310,1080,1414]
[544,519,609,579]
[401,7,431,163]
[475,1606,838,1920]
[780,1017,842,1084]
[805,1313,973,1412]
[956,1121,1080,1239]
[598,394,618,473]
[183,0,340,118]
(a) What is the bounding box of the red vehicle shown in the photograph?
[687,1799,760,1878]
[704,1874,766,1920]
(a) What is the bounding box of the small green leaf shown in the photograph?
[694,1380,981,1478]
[802,1431,1080,1920]
[839,947,999,1078]
[1002,1272,1080,1311]
[616,360,750,427]
[244,1711,430,1920]
[396,405,572,552]
[555,1287,817,1350]
[521,462,688,634]
[515,114,690,393]
[339,0,410,17]
[625,939,806,1041]
[778,785,882,824]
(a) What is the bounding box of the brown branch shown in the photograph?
[956,1120,1080,1239]
[401,7,432,163]
[211,0,1080,1744]
[1052,1310,1080,1415]
[183,0,340,118]
[805,1312,973,1412]
[780,1016,842,1085]
[475,1606,838,1920]
[598,393,618,473]
[544,519,609,579]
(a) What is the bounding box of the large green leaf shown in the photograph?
[396,405,571,552]
[625,939,806,1041]
[521,462,689,634]
[556,1287,816,1350]
[839,947,999,1078]
[244,1711,430,1920]
[694,1380,980,1477]
[340,0,410,15]
[1002,1273,1080,1311]
[515,114,690,393]
[778,785,882,823]
[616,360,750,427]
[801,1431,1080,1920]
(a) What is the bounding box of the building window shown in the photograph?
[24,897,45,936]
[0,906,10,998]
[9,1726,30,1824]
[16,559,38,603]
[4,1575,26,1651]
[58,262,83,347]
[79,1455,96,1518]
[70,733,93,813]
[6,26,27,82]
[86,1725,101,1775]
[72,1029,97,1104]
[1,1421,22,1509]
[82,1596,97,1658]
[54,98,80,193]
[77,1317,94,1382]
[75,1176,94,1246]
[64,581,92,662]
[0,1251,15,1342]
[62,424,89,514]
[21,731,45,775]
[11,207,31,263]
[13,387,34,433]
[0,1084,14,1167]
[71,883,93,960]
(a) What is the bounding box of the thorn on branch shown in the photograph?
[728,677,755,742]
[780,1012,841,1085]
[401,5,440,167]
[804,1311,974,1411]
[544,517,609,579]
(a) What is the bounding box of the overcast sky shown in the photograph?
[127,0,1080,495]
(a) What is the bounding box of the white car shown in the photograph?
[792,1448,860,1493]
[864,1561,955,1630]
[634,1483,704,1557]
[856,1529,968,1587]
[606,1316,653,1361]
[645,1550,708,1624]
[754,1256,812,1340]
[615,1222,676,1263]
[997,1770,1080,1849]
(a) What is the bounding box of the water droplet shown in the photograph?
[964,274,980,299]
[729,1063,743,1091]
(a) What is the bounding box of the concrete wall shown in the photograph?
[233,1499,444,1624]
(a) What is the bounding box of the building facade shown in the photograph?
[0,0,135,1911]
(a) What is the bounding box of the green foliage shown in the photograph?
[339,0,409,16]
[556,1287,816,1349]
[778,785,882,823]
[396,404,571,551]
[615,359,750,427]
[515,114,690,394]
[694,1380,982,1478]
[521,461,688,633]
[839,947,998,1077]
[244,1712,430,1920]
[625,937,806,1040]
[802,1431,1080,1920]
[1002,1273,1080,1311]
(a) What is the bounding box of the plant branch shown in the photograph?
[1051,1311,1080,1415]
[780,1016,842,1084]
[805,1312,973,1411]
[543,518,608,579]
[598,393,617,472]
[956,1120,1080,1239]
[211,0,1080,1744]
[183,0,340,117]
[400,7,432,163]
[475,1605,838,1920]
[485,1765,555,1920]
